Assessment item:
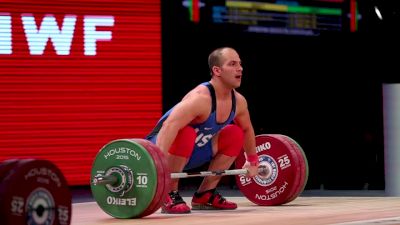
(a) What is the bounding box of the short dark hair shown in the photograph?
[208,47,234,76]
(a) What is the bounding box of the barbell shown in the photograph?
[90,134,309,219]
[0,134,308,222]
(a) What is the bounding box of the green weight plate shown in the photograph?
[90,139,158,219]
[0,159,72,225]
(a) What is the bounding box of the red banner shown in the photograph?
[0,0,162,185]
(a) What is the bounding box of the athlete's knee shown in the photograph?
[168,126,196,158]
[217,124,244,157]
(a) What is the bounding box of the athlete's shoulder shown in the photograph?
[233,90,249,114]
[182,83,212,101]
[233,90,247,104]
[175,84,212,118]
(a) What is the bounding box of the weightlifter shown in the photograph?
[146,47,259,214]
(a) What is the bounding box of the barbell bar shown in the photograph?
[92,166,269,186]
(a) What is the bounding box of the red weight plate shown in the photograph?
[280,135,308,203]
[145,141,170,215]
[138,139,170,217]
[156,146,171,212]
[269,134,305,204]
[133,139,166,218]
[235,134,300,206]
[0,159,19,182]
[0,159,71,225]
[268,134,303,204]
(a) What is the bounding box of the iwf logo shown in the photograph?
[0,13,114,55]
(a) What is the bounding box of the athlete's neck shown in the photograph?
[209,80,232,98]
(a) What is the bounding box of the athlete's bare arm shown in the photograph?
[156,86,211,155]
[233,91,258,176]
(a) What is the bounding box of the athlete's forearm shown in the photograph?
[156,122,180,155]
[243,127,257,157]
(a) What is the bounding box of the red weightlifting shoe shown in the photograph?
[161,191,191,214]
[191,189,237,210]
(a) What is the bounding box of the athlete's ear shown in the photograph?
[212,66,221,76]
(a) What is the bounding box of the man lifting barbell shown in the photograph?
[145,47,259,214]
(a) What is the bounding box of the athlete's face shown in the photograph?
[218,49,243,89]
